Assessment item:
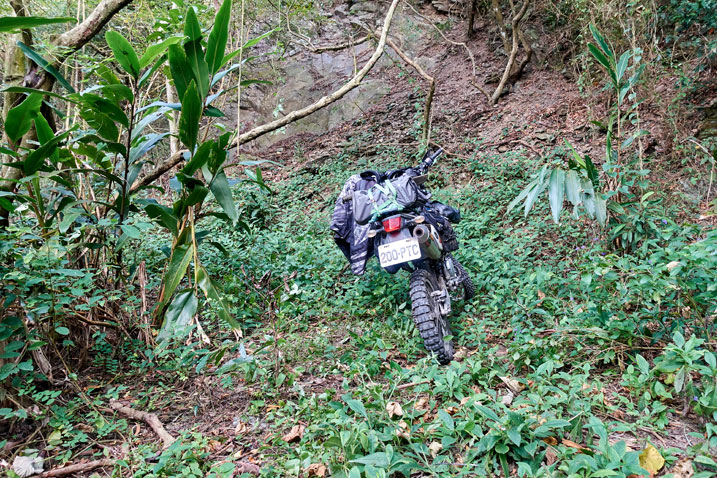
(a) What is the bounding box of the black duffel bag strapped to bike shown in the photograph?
[352,173,430,225]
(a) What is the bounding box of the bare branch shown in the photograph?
[385,37,435,142]
[231,0,401,148]
[490,0,531,104]
[110,399,176,448]
[38,459,115,477]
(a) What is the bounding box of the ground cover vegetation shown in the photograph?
[0,0,715,476]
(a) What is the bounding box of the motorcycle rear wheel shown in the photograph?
[409,268,454,365]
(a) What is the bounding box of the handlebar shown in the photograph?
[419,147,443,174]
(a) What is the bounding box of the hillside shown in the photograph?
[1,0,716,477]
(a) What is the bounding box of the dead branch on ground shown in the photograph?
[38,458,115,477]
[109,399,176,448]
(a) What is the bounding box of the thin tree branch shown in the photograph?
[230,0,401,148]
[385,37,435,143]
[110,399,176,448]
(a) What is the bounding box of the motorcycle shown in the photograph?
[351,148,474,364]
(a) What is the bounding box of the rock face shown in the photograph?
[231,2,441,148]
[431,0,468,14]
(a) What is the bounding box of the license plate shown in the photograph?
[378,238,422,267]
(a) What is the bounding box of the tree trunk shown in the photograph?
[467,0,478,39]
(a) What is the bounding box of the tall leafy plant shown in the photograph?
[148,0,273,339]
[508,24,652,250]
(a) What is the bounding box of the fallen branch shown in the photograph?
[236,461,261,475]
[37,458,115,477]
[109,399,176,448]
[395,379,431,391]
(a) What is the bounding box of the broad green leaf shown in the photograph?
[80,93,129,127]
[130,132,169,163]
[120,224,141,239]
[144,203,179,237]
[507,429,521,446]
[524,166,550,217]
[346,398,367,418]
[506,179,537,215]
[79,106,119,141]
[179,80,201,151]
[584,154,599,189]
[616,51,631,83]
[196,266,240,330]
[351,453,389,468]
[5,93,43,144]
[0,16,75,32]
[595,194,607,225]
[209,170,237,223]
[168,44,194,99]
[185,39,209,97]
[589,24,614,62]
[131,108,170,141]
[565,169,581,206]
[205,0,232,75]
[17,42,75,92]
[105,31,140,78]
[159,243,194,310]
[475,404,501,422]
[438,409,454,430]
[581,178,596,218]
[158,289,197,341]
[182,141,213,176]
[184,7,202,41]
[548,168,565,223]
[34,115,58,163]
[139,35,183,70]
[635,354,650,375]
[55,326,70,335]
[23,129,72,175]
[588,44,615,84]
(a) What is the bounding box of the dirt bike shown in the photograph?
[356,148,474,364]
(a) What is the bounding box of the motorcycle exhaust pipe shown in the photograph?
[413,224,443,260]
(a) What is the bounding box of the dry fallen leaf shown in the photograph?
[386,401,404,418]
[235,420,248,435]
[395,420,411,439]
[562,439,590,453]
[501,391,514,406]
[414,396,430,411]
[545,446,558,465]
[429,441,443,458]
[499,376,525,395]
[639,444,665,477]
[668,458,693,478]
[306,463,327,477]
[542,436,558,446]
[282,424,305,443]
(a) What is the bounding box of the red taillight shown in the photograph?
[382,216,402,232]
